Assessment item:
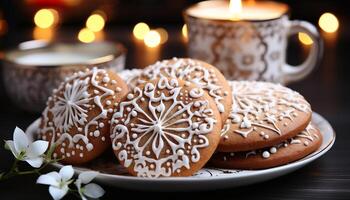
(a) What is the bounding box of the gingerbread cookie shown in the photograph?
[40,68,128,164]
[219,81,312,152]
[118,68,142,89]
[137,58,232,123]
[110,76,222,177]
[211,123,322,169]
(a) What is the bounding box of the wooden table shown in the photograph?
[0,26,349,199]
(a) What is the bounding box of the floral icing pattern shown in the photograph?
[221,81,311,139]
[40,68,124,160]
[138,58,230,115]
[111,77,217,178]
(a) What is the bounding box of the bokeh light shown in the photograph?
[133,22,150,40]
[155,28,168,44]
[33,27,54,41]
[86,14,105,32]
[34,9,59,29]
[319,12,339,33]
[78,28,95,43]
[144,30,161,48]
[182,24,188,39]
[298,32,313,45]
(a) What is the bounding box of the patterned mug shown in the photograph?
[184,1,323,84]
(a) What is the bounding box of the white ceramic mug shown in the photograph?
[184,1,323,84]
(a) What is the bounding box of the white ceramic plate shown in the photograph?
[26,112,335,191]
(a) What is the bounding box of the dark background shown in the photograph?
[0,0,349,199]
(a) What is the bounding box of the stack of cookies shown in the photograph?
[38,58,322,178]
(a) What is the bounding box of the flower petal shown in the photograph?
[59,165,74,181]
[37,173,60,187]
[83,183,105,198]
[13,127,29,153]
[49,186,68,200]
[25,157,44,168]
[27,140,49,157]
[78,171,99,184]
[5,140,19,158]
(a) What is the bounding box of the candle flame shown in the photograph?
[229,0,242,20]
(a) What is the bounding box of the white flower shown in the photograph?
[37,165,74,200]
[75,171,105,200]
[5,127,48,168]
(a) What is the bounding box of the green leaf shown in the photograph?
[4,141,10,151]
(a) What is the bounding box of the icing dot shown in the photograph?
[262,151,270,158]
[177,149,184,156]
[132,133,137,138]
[78,127,83,132]
[99,123,104,128]
[108,108,113,113]
[166,162,171,167]
[150,164,155,169]
[72,151,75,155]
[106,100,111,105]
[86,143,93,151]
[66,153,71,157]
[181,133,186,138]
[116,87,122,92]
[60,148,65,153]
[284,143,288,147]
[89,132,93,136]
[264,134,270,139]
[230,152,235,157]
[145,151,151,156]
[176,169,181,173]
[48,122,53,126]
[80,146,84,151]
[283,122,288,126]
[126,107,131,112]
[53,153,57,158]
[111,80,117,84]
[166,149,171,154]
[93,130,100,137]
[101,137,106,141]
[94,90,100,94]
[199,139,204,144]
[141,97,145,101]
[127,94,134,99]
[224,135,229,140]
[62,143,66,147]
[223,156,227,161]
[304,141,309,146]
[192,123,199,129]
[79,153,83,158]
[270,147,277,154]
[103,77,110,83]
[177,106,182,110]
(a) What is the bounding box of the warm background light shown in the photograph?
[144,30,161,48]
[34,9,58,29]
[319,12,339,33]
[182,24,188,39]
[133,22,150,40]
[229,0,242,19]
[298,32,313,45]
[33,27,54,41]
[155,28,168,44]
[78,28,95,43]
[86,14,105,32]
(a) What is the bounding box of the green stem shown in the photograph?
[0,159,19,180]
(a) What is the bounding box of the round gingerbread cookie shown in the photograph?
[219,81,312,152]
[110,76,222,178]
[211,123,322,169]
[137,58,232,123]
[40,68,128,164]
[118,68,142,89]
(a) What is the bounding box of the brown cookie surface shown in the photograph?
[119,69,142,89]
[40,68,128,164]
[212,123,322,169]
[110,76,222,177]
[137,58,232,123]
[219,81,312,152]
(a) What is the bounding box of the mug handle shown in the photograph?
[282,20,323,84]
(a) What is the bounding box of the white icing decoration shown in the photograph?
[139,58,228,114]
[111,77,216,178]
[262,151,270,158]
[40,68,117,158]
[222,81,311,138]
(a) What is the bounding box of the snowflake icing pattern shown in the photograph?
[111,77,216,178]
[51,77,91,133]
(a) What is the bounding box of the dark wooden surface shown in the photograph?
[0,26,349,199]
